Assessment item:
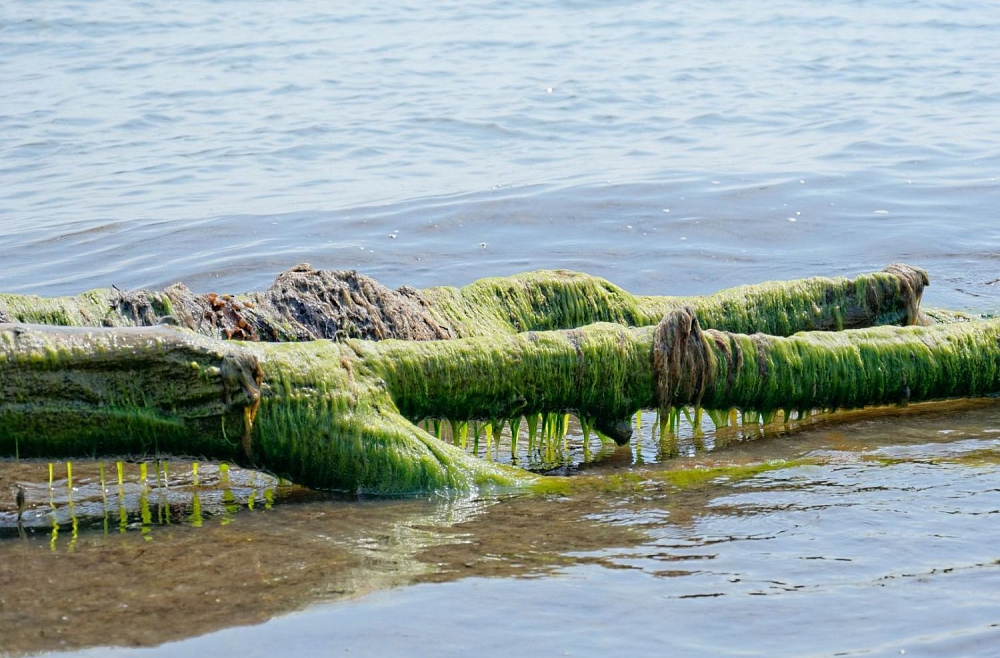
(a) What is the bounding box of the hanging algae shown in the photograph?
[651,306,1000,413]
[4,263,999,495]
[0,263,929,342]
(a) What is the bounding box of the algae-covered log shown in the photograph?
[3,262,988,495]
[5,301,1000,493]
[0,264,928,341]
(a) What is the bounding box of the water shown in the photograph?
[2,0,1000,655]
[2,0,999,305]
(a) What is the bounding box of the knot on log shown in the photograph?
[882,263,929,326]
[653,307,714,409]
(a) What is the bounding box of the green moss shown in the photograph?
[421,265,927,338]
[530,472,647,496]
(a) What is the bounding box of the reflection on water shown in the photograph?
[7,399,988,544]
[419,399,1000,473]
[2,400,1000,656]
[0,460,317,544]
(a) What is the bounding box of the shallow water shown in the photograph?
[2,0,999,307]
[2,0,1000,656]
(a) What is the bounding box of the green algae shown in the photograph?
[530,459,805,497]
[864,448,1000,468]
[0,291,115,327]
[0,289,180,329]
[940,448,1000,467]
[419,264,928,338]
[6,264,1000,495]
[364,322,653,424]
[0,324,532,494]
[8,312,1000,493]
[241,340,534,493]
[529,471,647,497]
[659,460,796,489]
[508,416,523,456]
[653,306,1000,416]
[0,325,255,460]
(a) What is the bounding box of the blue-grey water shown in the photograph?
[2,0,1000,656]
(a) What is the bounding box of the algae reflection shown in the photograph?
[0,459,312,546]
[0,451,823,653]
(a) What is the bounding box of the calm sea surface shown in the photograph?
[2,1,999,656]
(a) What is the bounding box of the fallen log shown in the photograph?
[3,274,999,493]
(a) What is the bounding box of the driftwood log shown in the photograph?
[6,263,995,494]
